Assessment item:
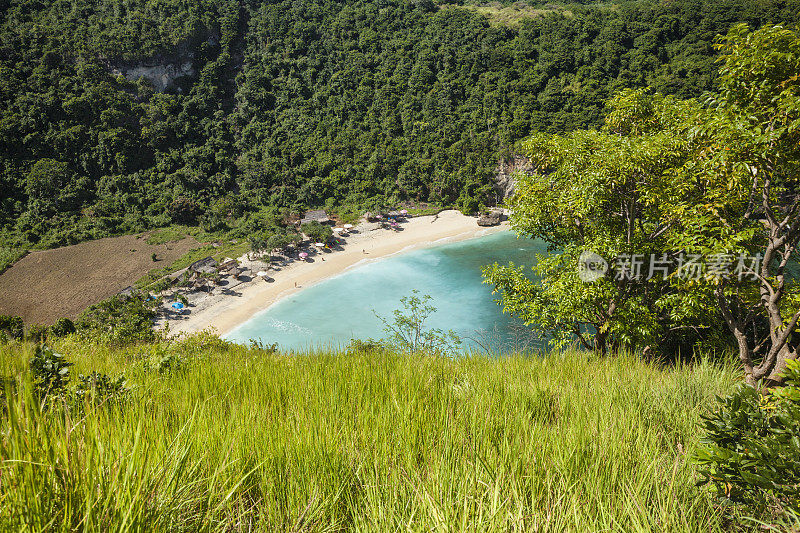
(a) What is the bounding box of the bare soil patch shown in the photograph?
[0,233,200,324]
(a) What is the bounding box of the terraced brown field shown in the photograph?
[0,234,200,325]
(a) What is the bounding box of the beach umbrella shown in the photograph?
[315,242,325,247]
[400,209,408,215]
[171,302,184,310]
[299,252,309,259]
[343,223,353,229]
[256,270,269,277]
[333,227,344,233]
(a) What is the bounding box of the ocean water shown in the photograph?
[224,231,548,353]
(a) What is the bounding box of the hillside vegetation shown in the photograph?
[1,0,798,252]
[0,335,741,531]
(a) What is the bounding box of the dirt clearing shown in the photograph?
[0,233,200,324]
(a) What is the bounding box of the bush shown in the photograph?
[74,371,128,407]
[0,315,24,340]
[29,345,72,401]
[695,360,800,515]
[300,220,333,243]
[50,317,76,337]
[25,323,49,343]
[458,195,480,216]
[155,353,184,374]
[77,293,157,345]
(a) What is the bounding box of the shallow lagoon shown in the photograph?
[225,231,548,352]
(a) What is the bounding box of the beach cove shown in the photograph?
[166,211,512,339]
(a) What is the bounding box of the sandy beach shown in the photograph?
[165,210,509,337]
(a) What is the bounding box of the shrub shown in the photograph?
[25,323,49,343]
[375,290,461,355]
[458,195,480,215]
[695,360,800,515]
[156,353,184,374]
[74,371,128,407]
[50,317,76,337]
[29,345,72,400]
[0,315,24,340]
[77,293,157,344]
[346,338,387,355]
[300,220,333,243]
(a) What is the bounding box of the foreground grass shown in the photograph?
[0,335,740,531]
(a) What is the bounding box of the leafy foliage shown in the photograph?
[696,360,800,514]
[483,89,721,354]
[74,371,129,407]
[300,220,333,244]
[29,345,72,400]
[50,318,76,338]
[0,0,797,251]
[376,290,461,355]
[76,292,159,345]
[0,315,24,340]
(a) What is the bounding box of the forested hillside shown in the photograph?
[1,0,797,250]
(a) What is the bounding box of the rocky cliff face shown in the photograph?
[111,57,195,92]
[117,61,195,92]
[494,154,532,200]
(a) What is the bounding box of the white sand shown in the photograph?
[164,210,509,337]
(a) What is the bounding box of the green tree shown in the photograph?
[483,89,717,354]
[375,290,461,355]
[300,220,333,243]
[667,25,800,385]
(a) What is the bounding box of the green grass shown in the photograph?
[0,336,742,531]
[443,2,570,27]
[135,240,250,289]
[144,225,201,245]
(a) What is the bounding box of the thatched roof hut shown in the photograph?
[189,256,218,274]
[299,209,330,225]
[219,258,239,272]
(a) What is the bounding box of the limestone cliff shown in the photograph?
[494,154,532,200]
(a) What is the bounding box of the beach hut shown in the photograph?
[299,209,330,226]
[219,258,238,272]
[189,256,218,275]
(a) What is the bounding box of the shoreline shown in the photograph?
[165,210,509,337]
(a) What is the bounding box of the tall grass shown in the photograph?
[0,335,740,531]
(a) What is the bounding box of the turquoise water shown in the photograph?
[224,231,547,352]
